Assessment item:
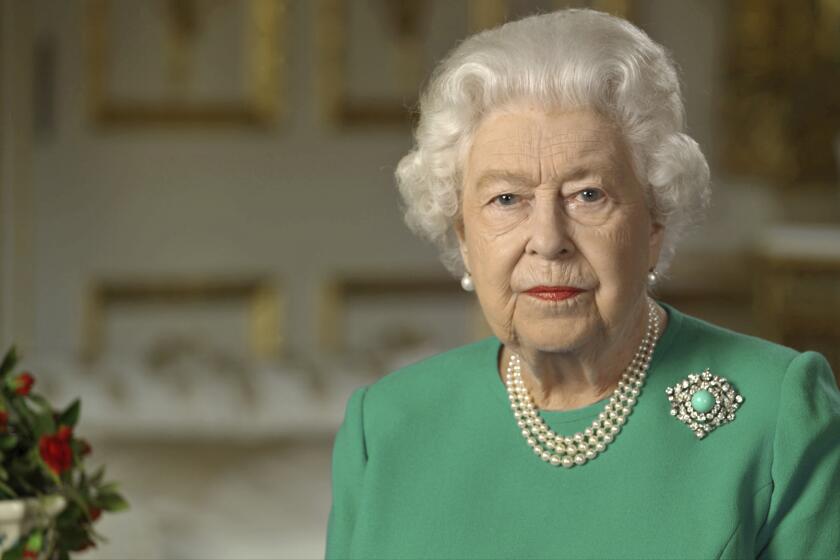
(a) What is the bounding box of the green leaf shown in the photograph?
[62,484,89,512]
[54,524,91,554]
[76,468,87,487]
[0,433,18,449]
[56,502,86,532]
[7,467,42,496]
[31,408,56,437]
[97,491,129,512]
[0,346,18,379]
[97,481,120,495]
[28,394,53,414]
[58,398,81,428]
[25,531,43,552]
[88,465,105,486]
[0,478,17,498]
[9,399,37,438]
[2,539,24,560]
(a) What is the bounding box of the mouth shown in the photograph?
[524,286,584,302]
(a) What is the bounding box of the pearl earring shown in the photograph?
[461,272,475,292]
[647,270,658,284]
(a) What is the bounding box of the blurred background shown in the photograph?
[1,0,839,558]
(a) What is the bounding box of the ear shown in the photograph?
[455,217,471,273]
[648,220,665,271]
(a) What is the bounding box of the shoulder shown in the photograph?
[661,303,837,421]
[663,304,804,386]
[366,336,499,398]
[358,337,499,426]
[668,305,800,367]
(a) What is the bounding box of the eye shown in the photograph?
[576,188,605,203]
[493,193,520,207]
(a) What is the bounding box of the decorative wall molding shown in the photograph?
[86,0,287,127]
[82,276,283,362]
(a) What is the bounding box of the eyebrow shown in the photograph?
[474,165,607,192]
[474,171,534,192]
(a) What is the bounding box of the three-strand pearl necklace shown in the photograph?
[505,299,661,468]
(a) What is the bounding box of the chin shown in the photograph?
[513,320,594,354]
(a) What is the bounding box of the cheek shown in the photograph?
[469,229,520,293]
[465,211,527,280]
[602,222,636,249]
[582,213,650,280]
[462,213,523,333]
[476,205,529,239]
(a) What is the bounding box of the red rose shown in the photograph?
[23,550,38,560]
[12,372,34,395]
[89,506,102,521]
[56,425,72,441]
[39,427,74,475]
[0,410,7,429]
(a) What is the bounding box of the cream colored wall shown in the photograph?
[1,0,35,352]
[637,0,725,171]
[29,0,441,360]
[13,0,809,361]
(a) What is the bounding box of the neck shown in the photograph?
[500,299,667,411]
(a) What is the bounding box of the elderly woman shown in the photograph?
[326,9,840,559]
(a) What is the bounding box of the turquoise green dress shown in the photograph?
[325,303,840,559]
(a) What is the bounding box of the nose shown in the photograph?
[524,191,575,259]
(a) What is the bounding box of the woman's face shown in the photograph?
[458,103,664,354]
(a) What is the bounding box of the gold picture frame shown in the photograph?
[319,274,490,355]
[86,0,286,126]
[82,276,283,362]
[317,0,632,127]
[316,0,484,127]
[722,0,840,189]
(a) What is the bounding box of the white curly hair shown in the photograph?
[395,8,710,277]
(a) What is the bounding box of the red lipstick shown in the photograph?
[525,286,583,301]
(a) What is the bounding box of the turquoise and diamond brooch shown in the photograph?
[666,369,743,439]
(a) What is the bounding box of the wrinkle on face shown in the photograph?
[459,102,662,370]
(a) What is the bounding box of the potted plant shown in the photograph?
[0,347,128,559]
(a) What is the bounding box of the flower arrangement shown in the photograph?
[0,347,128,559]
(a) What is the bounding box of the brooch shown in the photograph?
[665,369,743,439]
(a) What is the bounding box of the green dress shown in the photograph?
[325,303,840,559]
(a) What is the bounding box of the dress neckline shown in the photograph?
[483,300,684,424]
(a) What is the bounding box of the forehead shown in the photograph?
[466,106,625,175]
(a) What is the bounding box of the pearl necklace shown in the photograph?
[505,299,661,468]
